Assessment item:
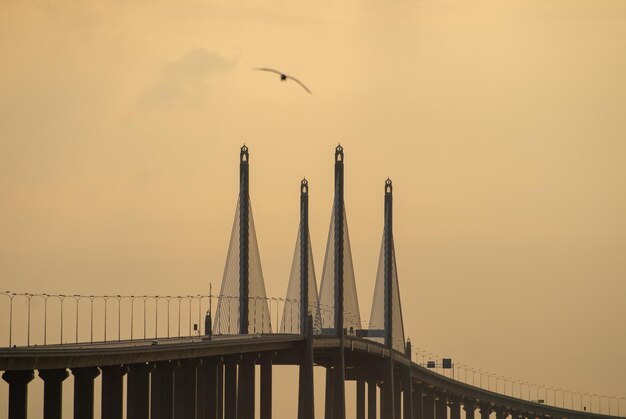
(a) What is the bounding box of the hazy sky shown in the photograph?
[1,0,625,414]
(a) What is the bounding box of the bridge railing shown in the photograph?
[0,290,371,347]
[412,347,626,417]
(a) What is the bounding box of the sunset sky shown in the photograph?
[1,0,625,416]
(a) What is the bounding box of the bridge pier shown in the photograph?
[260,354,273,419]
[449,395,461,419]
[367,380,377,419]
[423,387,436,419]
[298,315,315,419]
[463,400,476,419]
[495,407,507,419]
[201,357,221,419]
[39,368,68,419]
[394,371,402,416]
[325,367,334,419]
[237,354,257,419]
[224,359,238,418]
[356,379,366,419]
[127,363,152,419]
[72,366,100,419]
[101,365,127,419]
[480,403,492,419]
[382,359,395,419]
[435,391,447,419]
[403,373,413,419]
[2,370,34,419]
[175,358,201,419]
[151,360,178,419]
[414,382,424,419]
[217,362,224,419]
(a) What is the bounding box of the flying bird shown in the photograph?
[253,68,312,94]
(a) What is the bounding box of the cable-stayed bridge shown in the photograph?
[0,146,622,419]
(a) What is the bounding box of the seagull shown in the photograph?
[253,68,312,94]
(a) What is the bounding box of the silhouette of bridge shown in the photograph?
[1,146,623,419]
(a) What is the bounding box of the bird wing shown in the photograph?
[285,75,312,94]
[253,67,283,75]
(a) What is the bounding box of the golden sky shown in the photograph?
[1,0,625,415]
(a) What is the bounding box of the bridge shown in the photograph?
[0,145,622,419]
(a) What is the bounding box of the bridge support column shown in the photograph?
[394,372,402,416]
[479,403,491,419]
[356,379,366,419]
[495,408,507,419]
[2,370,34,419]
[367,380,377,419]
[413,383,424,419]
[101,365,127,419]
[237,354,257,419]
[403,377,414,419]
[224,359,238,419]
[298,315,315,419]
[435,391,447,419]
[201,357,221,419]
[217,362,224,419]
[261,355,273,419]
[151,360,178,419]
[325,367,334,419]
[423,387,435,419]
[127,363,152,419]
[175,359,201,419]
[71,367,100,419]
[463,400,476,419]
[449,395,461,419]
[39,368,68,419]
[382,359,395,419]
[332,349,346,419]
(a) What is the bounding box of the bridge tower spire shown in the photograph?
[214,145,271,335]
[280,179,321,334]
[240,145,250,334]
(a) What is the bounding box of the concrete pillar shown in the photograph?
[449,395,461,419]
[403,375,414,419]
[435,392,447,419]
[127,363,152,419]
[356,379,365,419]
[260,356,273,419]
[394,373,402,417]
[151,360,178,419]
[298,315,315,419]
[224,360,238,419]
[71,367,100,419]
[367,381,377,419]
[381,359,395,419]
[413,383,424,419]
[237,354,256,419]
[495,408,507,419]
[217,363,224,419]
[325,367,333,419]
[463,400,476,419]
[175,359,201,419]
[332,349,346,419]
[423,387,435,419]
[38,369,68,419]
[2,370,34,419]
[101,365,127,419]
[479,404,491,419]
[201,357,220,419]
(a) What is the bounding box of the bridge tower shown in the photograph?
[280,179,321,334]
[214,145,272,335]
[319,145,362,419]
[368,179,407,419]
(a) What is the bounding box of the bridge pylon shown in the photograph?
[214,145,272,335]
[281,179,321,334]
